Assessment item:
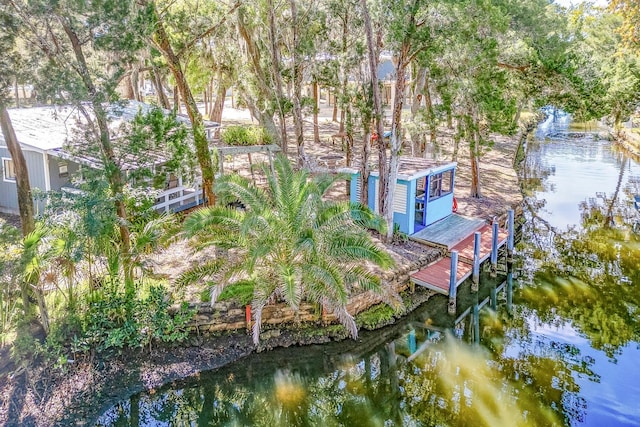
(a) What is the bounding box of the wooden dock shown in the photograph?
[453,223,508,264]
[409,211,513,308]
[411,256,472,293]
[411,214,486,249]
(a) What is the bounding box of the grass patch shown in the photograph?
[356,303,396,329]
[217,280,255,306]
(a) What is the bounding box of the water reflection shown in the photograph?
[96,114,640,427]
[96,271,595,427]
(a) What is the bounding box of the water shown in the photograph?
[95,115,640,426]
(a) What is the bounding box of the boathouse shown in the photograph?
[342,157,457,235]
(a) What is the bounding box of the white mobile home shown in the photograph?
[0,101,218,215]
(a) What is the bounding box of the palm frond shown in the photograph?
[175,259,224,288]
[331,305,358,339]
[182,206,243,239]
[278,263,302,310]
[348,202,387,233]
[251,301,265,345]
[216,174,269,213]
[326,235,394,268]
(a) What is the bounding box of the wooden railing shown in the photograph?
[153,183,202,213]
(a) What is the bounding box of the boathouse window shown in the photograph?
[429,170,453,200]
[2,158,16,182]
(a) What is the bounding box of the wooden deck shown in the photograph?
[410,214,486,249]
[409,214,510,296]
[453,223,508,264]
[410,257,472,293]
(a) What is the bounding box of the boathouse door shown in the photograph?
[414,176,427,232]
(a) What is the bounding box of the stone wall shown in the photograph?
[185,248,443,336]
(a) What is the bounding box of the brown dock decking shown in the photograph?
[411,257,472,293]
[453,223,508,264]
[409,214,509,296]
[410,214,487,249]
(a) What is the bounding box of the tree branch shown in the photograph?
[176,0,242,59]
[497,62,529,72]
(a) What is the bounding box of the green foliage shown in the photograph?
[221,125,273,146]
[82,284,194,353]
[217,280,255,306]
[182,154,395,344]
[355,303,396,330]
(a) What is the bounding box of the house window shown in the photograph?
[429,170,453,200]
[2,158,16,182]
[58,161,68,178]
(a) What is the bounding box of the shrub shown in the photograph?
[221,125,273,146]
[82,284,194,353]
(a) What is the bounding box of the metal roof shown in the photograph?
[339,157,456,181]
[3,101,219,153]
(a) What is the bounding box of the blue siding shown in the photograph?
[368,175,378,212]
[348,165,456,235]
[424,193,454,225]
[424,167,456,226]
[392,179,411,235]
[349,172,359,204]
[0,147,46,214]
[407,179,418,234]
[48,155,80,191]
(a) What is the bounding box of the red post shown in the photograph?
[245,305,251,332]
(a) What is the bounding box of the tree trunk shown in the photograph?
[0,107,35,236]
[124,72,135,100]
[267,1,288,153]
[290,0,306,167]
[361,127,371,207]
[512,102,522,128]
[385,41,411,240]
[203,87,209,116]
[131,64,141,102]
[60,20,135,293]
[469,109,482,198]
[152,66,171,109]
[452,118,462,161]
[361,0,387,219]
[345,106,354,167]
[150,5,216,207]
[313,80,320,145]
[210,71,226,124]
[410,66,426,155]
[173,85,181,113]
[424,74,437,148]
[338,10,349,134]
[0,105,35,314]
[13,78,20,108]
[238,6,280,147]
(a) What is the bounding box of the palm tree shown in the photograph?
[182,154,394,344]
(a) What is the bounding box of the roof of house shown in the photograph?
[339,157,457,181]
[3,100,219,153]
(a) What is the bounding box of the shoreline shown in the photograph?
[0,115,530,426]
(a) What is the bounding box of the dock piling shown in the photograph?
[472,231,481,292]
[490,221,499,278]
[507,265,513,314]
[473,296,480,345]
[448,250,459,314]
[507,209,515,264]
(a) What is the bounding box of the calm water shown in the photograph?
[95,115,640,427]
